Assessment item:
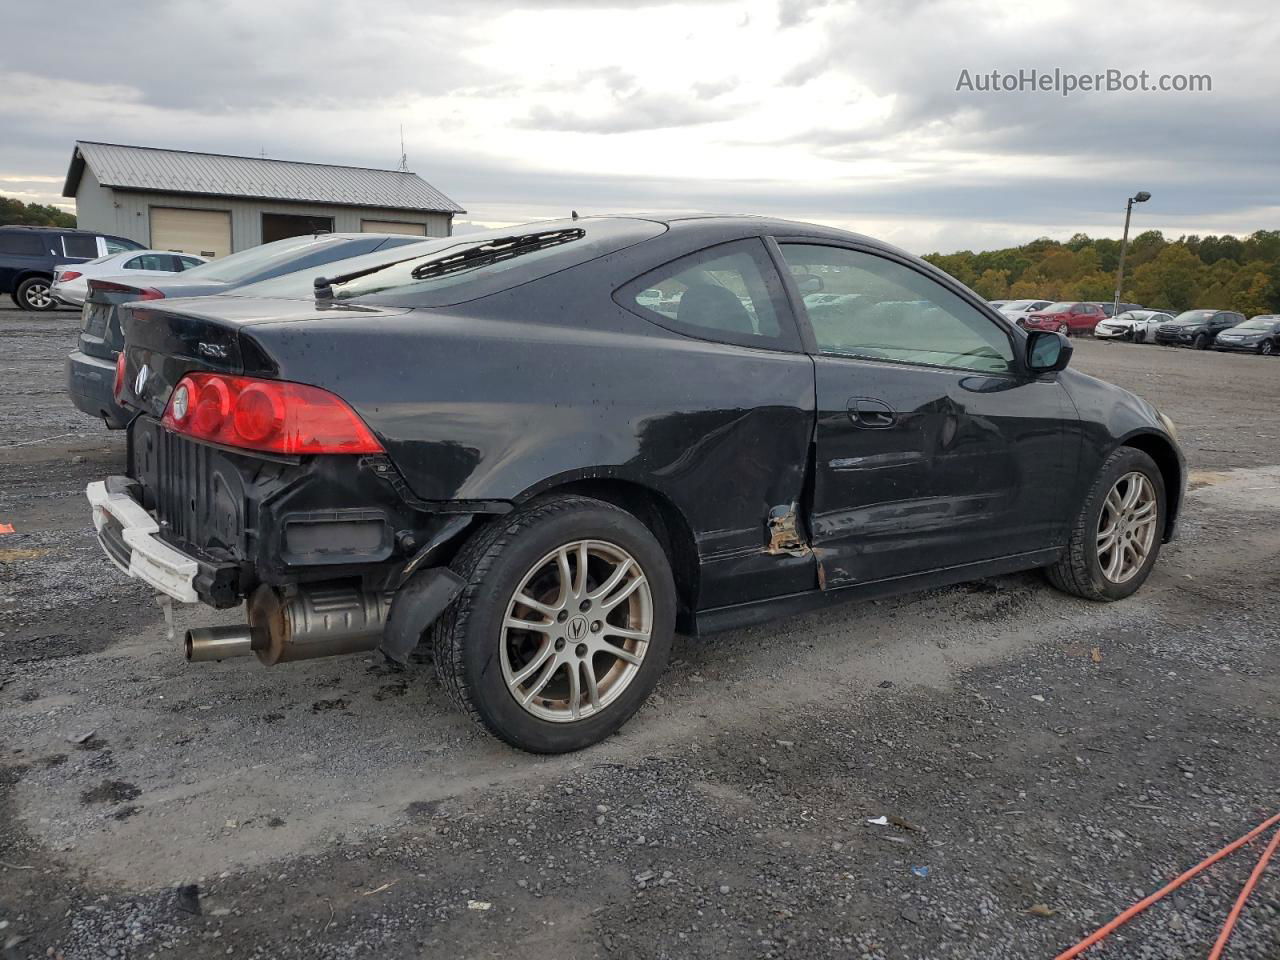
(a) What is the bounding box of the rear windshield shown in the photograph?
[178,234,350,284]
[237,218,667,307]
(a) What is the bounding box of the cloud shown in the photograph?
[1,0,1277,255]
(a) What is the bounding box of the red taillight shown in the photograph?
[59,271,82,282]
[162,373,383,455]
[113,352,127,401]
[139,287,165,301]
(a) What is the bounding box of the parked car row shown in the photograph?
[988,296,1277,354]
[1,224,144,310]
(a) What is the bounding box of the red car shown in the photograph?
[1022,301,1106,336]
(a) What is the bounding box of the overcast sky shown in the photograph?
[1,0,1276,254]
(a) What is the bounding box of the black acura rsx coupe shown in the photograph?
[88,215,1185,753]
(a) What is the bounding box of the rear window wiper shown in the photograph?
[314,228,585,301]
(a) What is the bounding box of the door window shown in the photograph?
[779,244,1015,374]
[619,239,798,351]
[124,254,173,271]
[178,256,204,270]
[103,237,136,254]
[62,234,99,258]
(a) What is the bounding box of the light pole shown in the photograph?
[1113,190,1151,315]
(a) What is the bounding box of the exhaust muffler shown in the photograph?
[247,582,393,665]
[184,583,393,667]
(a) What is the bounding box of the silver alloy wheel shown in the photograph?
[23,282,52,309]
[1057,322,1069,335]
[1262,341,1274,356]
[1097,471,1158,584]
[500,539,652,723]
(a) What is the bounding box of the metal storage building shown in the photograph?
[62,141,464,258]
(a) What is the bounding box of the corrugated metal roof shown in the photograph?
[64,141,464,214]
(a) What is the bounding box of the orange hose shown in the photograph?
[1054,812,1280,960]
[1206,823,1280,960]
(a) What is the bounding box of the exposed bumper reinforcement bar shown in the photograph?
[87,478,199,604]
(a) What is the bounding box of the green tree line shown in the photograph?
[924,230,1280,316]
[1,194,77,228]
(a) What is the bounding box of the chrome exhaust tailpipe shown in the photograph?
[185,625,255,662]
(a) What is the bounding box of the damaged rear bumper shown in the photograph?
[88,477,201,603]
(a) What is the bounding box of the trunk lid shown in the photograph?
[118,296,411,420]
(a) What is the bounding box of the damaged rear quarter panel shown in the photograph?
[246,257,818,610]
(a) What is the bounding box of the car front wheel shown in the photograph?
[1260,340,1274,356]
[16,276,56,312]
[1047,447,1165,602]
[432,495,675,753]
[1057,322,1070,336]
[1194,332,1210,350]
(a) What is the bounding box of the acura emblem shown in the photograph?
[566,616,589,641]
[134,364,151,396]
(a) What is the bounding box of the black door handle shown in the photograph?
[847,397,896,428]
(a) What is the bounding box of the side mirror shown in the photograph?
[1026,330,1072,373]
[796,275,824,295]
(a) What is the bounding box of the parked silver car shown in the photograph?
[51,249,207,307]
[1095,310,1175,343]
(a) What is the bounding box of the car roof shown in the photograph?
[0,224,111,235]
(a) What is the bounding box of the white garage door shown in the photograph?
[361,219,427,236]
[150,207,232,259]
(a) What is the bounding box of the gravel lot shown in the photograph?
[1,302,1277,959]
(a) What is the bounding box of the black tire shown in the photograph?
[1193,332,1210,350]
[1046,447,1166,601]
[1260,340,1275,356]
[432,495,676,753]
[15,276,56,312]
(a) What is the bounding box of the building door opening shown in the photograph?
[261,213,334,244]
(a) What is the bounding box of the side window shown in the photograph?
[62,234,98,259]
[124,254,171,271]
[779,243,1015,374]
[178,256,204,270]
[618,239,797,351]
[103,237,134,254]
[0,233,45,256]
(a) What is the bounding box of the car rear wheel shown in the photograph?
[432,495,675,753]
[1046,447,1165,601]
[16,276,55,312]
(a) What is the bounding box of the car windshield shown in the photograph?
[1039,302,1072,314]
[237,218,667,307]
[1113,312,1147,321]
[1234,319,1276,330]
[999,300,1035,310]
[177,235,348,283]
[1171,310,1215,324]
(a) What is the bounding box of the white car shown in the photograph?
[998,299,1053,325]
[51,250,207,306]
[1094,310,1175,343]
